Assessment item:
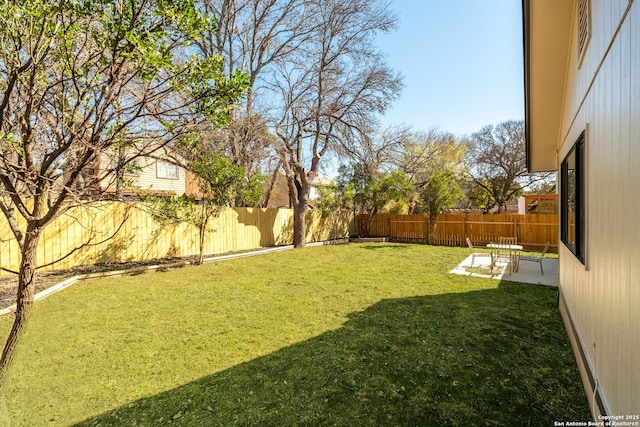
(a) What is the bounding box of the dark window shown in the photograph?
[561,132,585,263]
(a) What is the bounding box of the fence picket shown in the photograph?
[0,203,355,275]
[357,213,558,253]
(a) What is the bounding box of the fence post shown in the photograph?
[462,214,467,247]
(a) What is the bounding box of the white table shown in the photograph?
[487,243,523,274]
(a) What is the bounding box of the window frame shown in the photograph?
[561,132,585,264]
[156,160,179,180]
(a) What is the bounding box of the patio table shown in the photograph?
[487,243,523,274]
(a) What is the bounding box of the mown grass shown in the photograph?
[0,243,590,426]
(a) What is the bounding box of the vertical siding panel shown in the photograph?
[626,2,640,412]
[617,13,632,412]
[560,0,639,415]
[608,22,621,406]
[596,62,609,392]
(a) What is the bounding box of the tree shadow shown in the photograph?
[233,207,293,247]
[94,233,136,264]
[75,284,590,426]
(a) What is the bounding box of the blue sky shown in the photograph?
[376,0,524,137]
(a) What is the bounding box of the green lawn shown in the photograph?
[0,243,590,426]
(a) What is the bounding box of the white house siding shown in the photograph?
[98,156,187,195]
[557,0,639,416]
[132,157,187,195]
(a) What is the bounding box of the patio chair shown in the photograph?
[499,236,519,271]
[488,236,517,275]
[498,236,517,245]
[465,237,488,267]
[519,242,550,275]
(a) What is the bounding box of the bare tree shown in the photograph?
[197,0,403,233]
[196,0,313,192]
[0,0,247,384]
[198,0,312,113]
[468,120,550,213]
[339,124,412,178]
[272,0,402,247]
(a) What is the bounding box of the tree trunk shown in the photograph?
[286,170,311,248]
[115,145,126,200]
[428,213,437,245]
[197,222,206,265]
[292,196,307,248]
[0,227,41,387]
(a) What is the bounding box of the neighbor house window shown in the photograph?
[561,132,585,263]
[157,160,179,179]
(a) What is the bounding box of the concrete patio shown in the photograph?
[450,254,559,287]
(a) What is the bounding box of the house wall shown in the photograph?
[557,0,639,416]
[132,157,187,195]
[98,155,188,196]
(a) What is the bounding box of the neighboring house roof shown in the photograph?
[522,0,574,172]
[263,172,291,209]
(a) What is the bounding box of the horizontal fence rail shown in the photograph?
[356,213,558,253]
[0,202,355,276]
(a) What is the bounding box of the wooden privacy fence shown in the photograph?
[0,202,355,275]
[357,213,558,253]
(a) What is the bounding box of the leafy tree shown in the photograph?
[188,151,263,265]
[393,129,468,213]
[234,170,267,208]
[463,179,495,211]
[0,0,247,384]
[336,163,412,237]
[422,171,463,242]
[396,129,468,185]
[148,151,263,265]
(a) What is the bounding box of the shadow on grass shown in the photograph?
[76,283,590,426]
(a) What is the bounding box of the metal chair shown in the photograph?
[498,236,517,245]
[490,244,510,275]
[499,236,519,272]
[465,237,489,267]
[520,242,550,275]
